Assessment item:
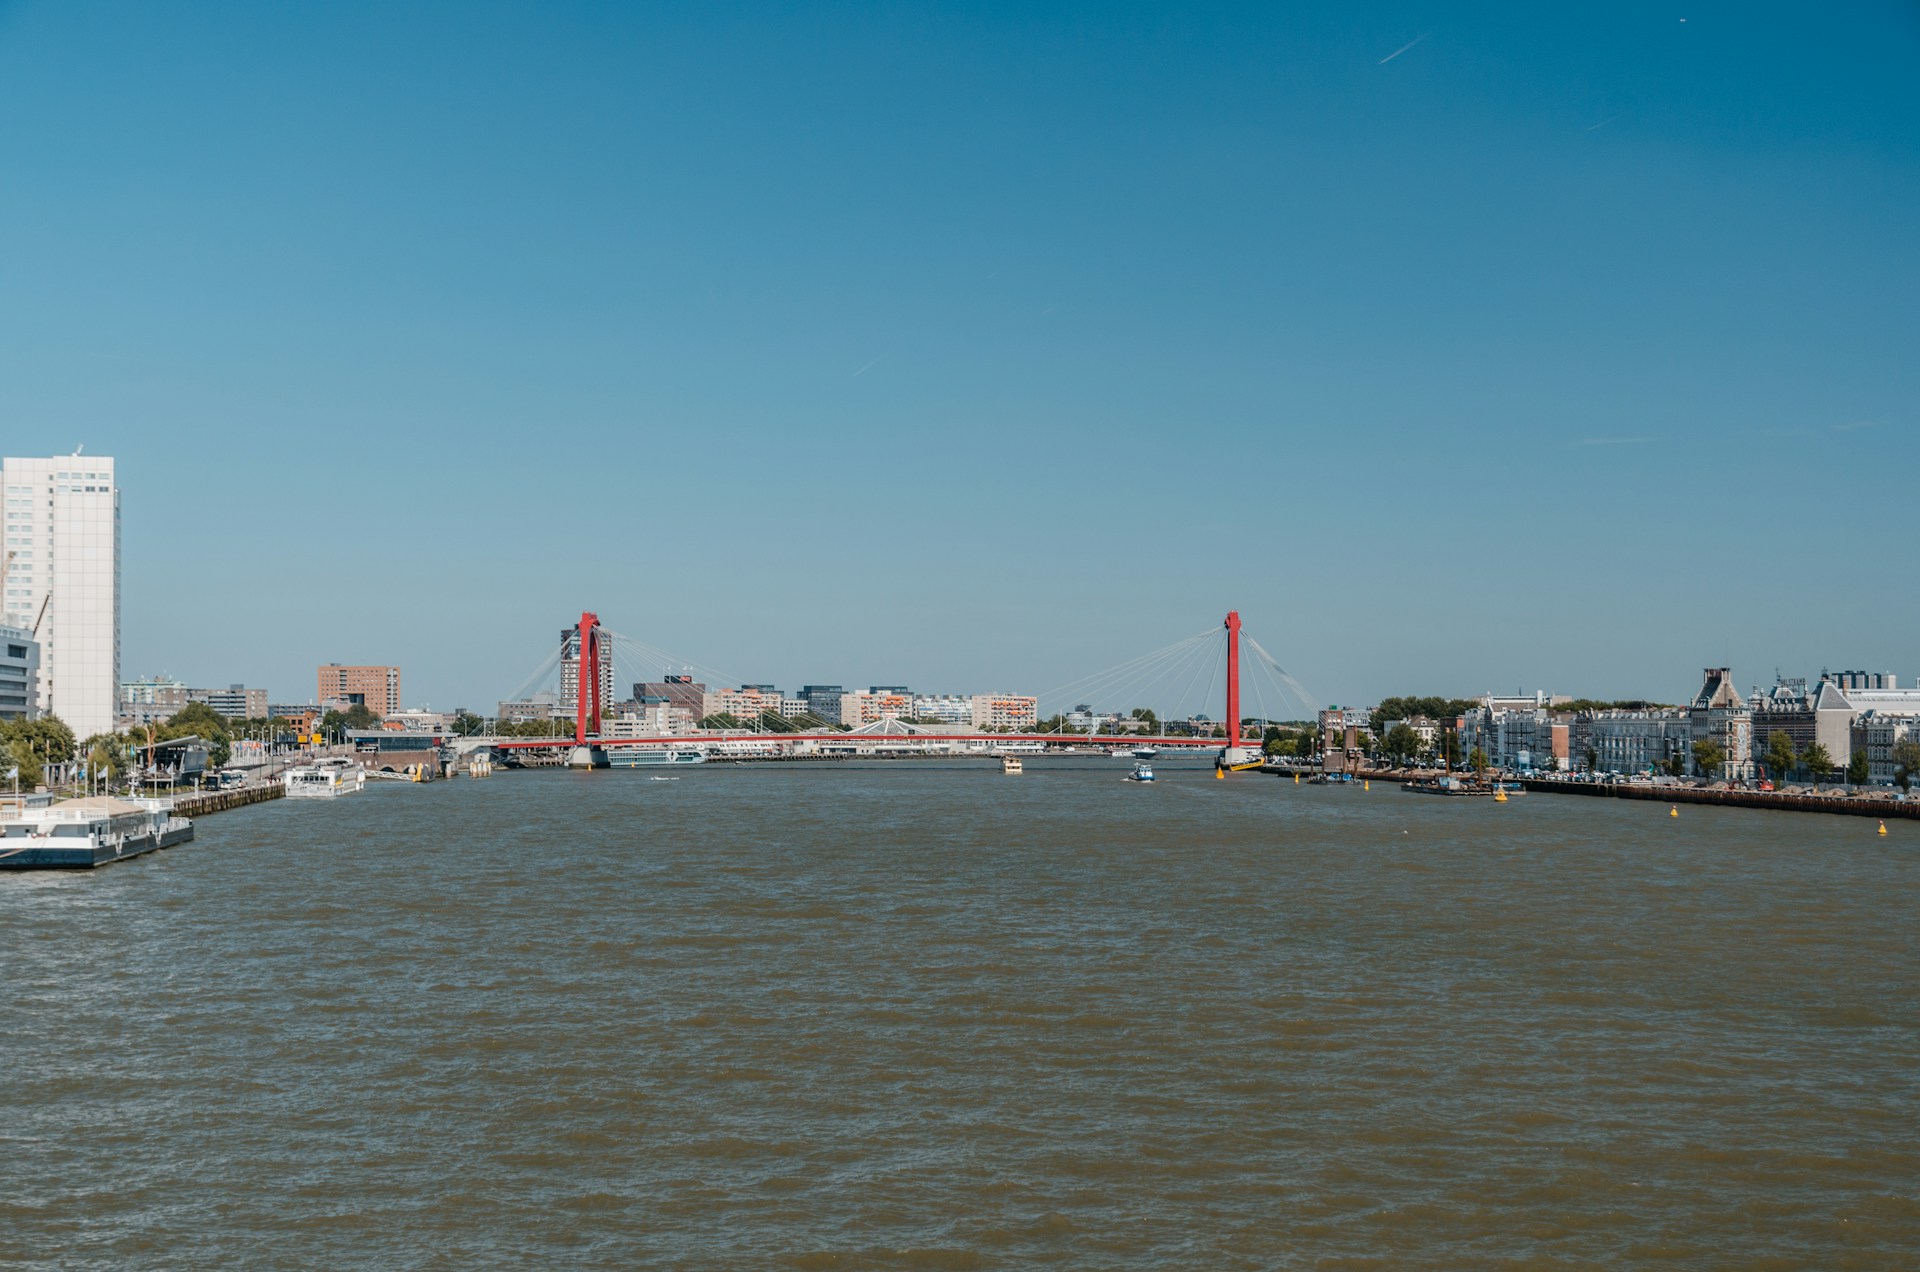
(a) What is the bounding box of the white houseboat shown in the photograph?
[0,795,195,870]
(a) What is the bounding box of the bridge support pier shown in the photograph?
[567,745,606,769]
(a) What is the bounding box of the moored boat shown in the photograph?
[0,795,194,870]
[607,748,708,769]
[282,759,367,798]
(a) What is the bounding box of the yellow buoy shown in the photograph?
[1669,806,1678,817]
[1293,773,1300,784]
[1363,780,1370,791]
[1879,821,1889,836]
[1215,768,1224,780]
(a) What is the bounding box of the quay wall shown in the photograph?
[176,783,285,818]
[1522,779,1919,821]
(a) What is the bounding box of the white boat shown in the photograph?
[1001,755,1024,775]
[1130,746,1160,759]
[282,759,367,798]
[0,795,194,870]
[607,748,708,769]
[1125,761,1156,782]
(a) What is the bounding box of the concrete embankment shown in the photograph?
[175,783,285,818]
[1522,779,1918,821]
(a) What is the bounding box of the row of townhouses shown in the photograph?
[1443,668,1920,782]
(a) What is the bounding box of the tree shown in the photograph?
[1892,739,1920,793]
[1847,749,1870,786]
[1384,723,1420,766]
[1467,746,1488,777]
[322,703,380,736]
[1130,707,1158,729]
[452,710,487,737]
[1664,751,1688,778]
[1800,741,1833,788]
[1583,747,1598,774]
[82,733,127,784]
[0,715,79,788]
[161,702,233,767]
[698,713,744,730]
[1691,738,1724,778]
[1764,730,1797,782]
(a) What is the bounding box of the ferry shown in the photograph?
[1125,761,1156,783]
[0,795,194,870]
[607,747,708,769]
[282,759,367,798]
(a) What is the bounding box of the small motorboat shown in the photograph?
[1001,755,1023,775]
[1125,762,1155,783]
[1130,746,1160,759]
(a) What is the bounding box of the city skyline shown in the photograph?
[2,3,1914,710]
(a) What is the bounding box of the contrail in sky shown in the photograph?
[1586,115,1621,132]
[852,356,883,378]
[1378,34,1428,64]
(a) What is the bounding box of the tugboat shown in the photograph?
[1125,761,1156,783]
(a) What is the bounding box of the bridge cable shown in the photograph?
[1034,627,1215,714]
[1041,628,1216,722]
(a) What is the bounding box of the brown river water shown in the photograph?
[3,758,1916,1268]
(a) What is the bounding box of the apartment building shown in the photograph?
[318,664,401,717]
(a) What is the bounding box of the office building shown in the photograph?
[635,675,706,719]
[0,624,39,721]
[317,664,401,717]
[2,454,120,738]
[191,685,269,720]
[798,685,845,721]
[497,693,559,723]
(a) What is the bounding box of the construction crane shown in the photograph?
[3,549,52,639]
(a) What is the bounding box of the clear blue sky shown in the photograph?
[2,1,1914,715]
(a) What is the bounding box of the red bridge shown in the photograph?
[492,608,1304,770]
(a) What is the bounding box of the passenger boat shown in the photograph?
[282,759,367,798]
[1125,761,1156,782]
[0,795,194,870]
[1001,755,1024,775]
[1129,746,1160,759]
[607,748,708,769]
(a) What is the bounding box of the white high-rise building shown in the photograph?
[1,454,120,738]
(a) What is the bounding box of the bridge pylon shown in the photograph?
[568,610,606,768]
[1217,610,1261,772]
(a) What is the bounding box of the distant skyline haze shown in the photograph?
[0,1,1913,715]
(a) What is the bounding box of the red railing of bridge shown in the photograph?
[489,733,1231,750]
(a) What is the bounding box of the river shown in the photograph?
[3,759,1915,1267]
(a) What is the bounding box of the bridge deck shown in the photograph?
[489,733,1228,750]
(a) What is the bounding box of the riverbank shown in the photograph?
[1522,778,1918,821]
